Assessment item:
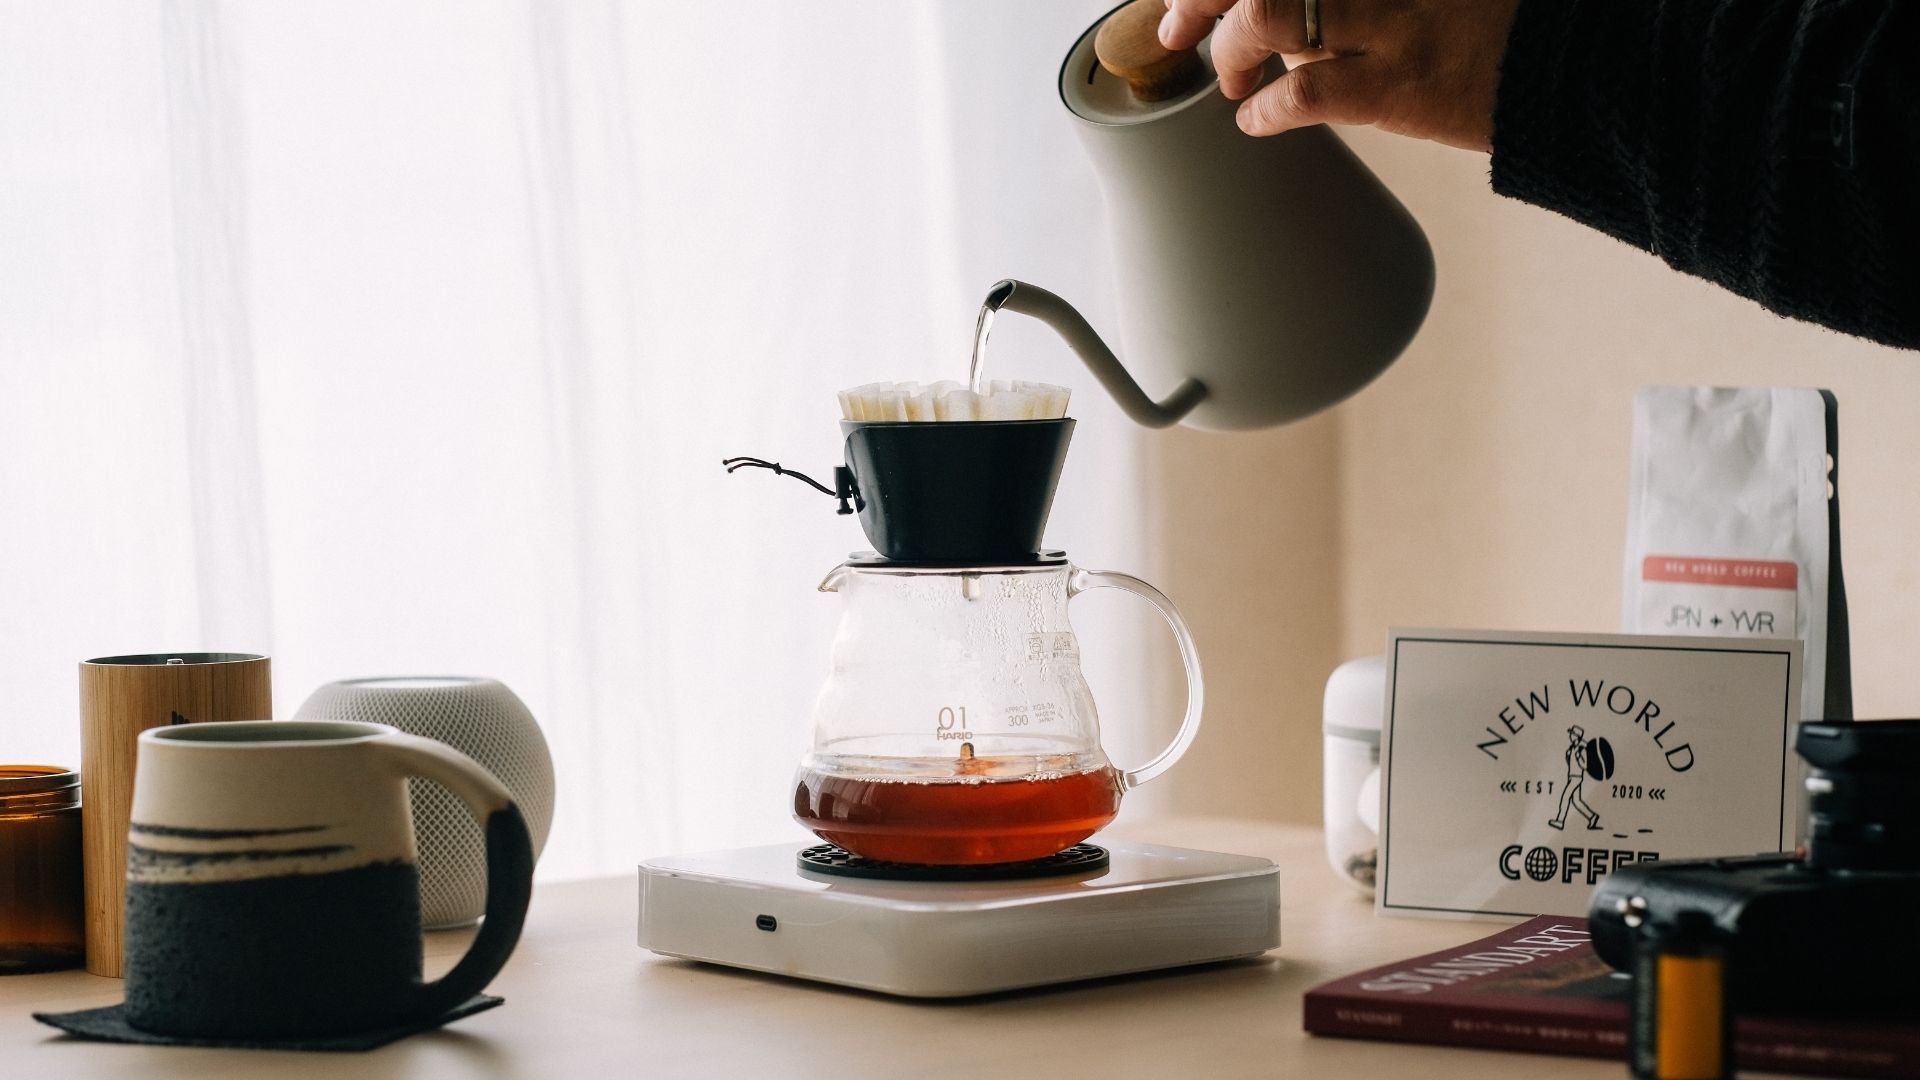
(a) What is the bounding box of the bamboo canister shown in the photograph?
[78,652,271,977]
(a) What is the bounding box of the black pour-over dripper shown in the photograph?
[725,418,1074,565]
[842,419,1072,563]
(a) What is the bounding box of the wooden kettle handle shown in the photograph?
[1094,0,1206,101]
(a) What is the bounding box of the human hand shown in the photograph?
[1157,0,1523,152]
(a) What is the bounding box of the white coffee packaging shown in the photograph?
[1620,387,1850,727]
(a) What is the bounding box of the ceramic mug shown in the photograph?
[122,721,534,1039]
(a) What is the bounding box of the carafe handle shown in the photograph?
[1068,568,1205,789]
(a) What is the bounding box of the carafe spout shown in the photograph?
[816,564,849,594]
[986,279,1207,429]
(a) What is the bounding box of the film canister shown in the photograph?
[1629,909,1734,1080]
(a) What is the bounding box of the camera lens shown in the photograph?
[1797,720,1920,872]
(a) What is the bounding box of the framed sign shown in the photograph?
[1379,629,1801,919]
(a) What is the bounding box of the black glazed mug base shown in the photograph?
[122,861,431,1040]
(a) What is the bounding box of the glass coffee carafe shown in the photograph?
[793,554,1202,865]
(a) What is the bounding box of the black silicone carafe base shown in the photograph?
[796,843,1110,882]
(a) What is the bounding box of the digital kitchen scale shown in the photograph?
[637,840,1280,997]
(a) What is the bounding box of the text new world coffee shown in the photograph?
[1380,630,1801,920]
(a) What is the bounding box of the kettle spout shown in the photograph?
[987,279,1207,429]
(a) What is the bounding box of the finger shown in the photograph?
[1158,0,1236,52]
[1211,0,1305,100]
[1234,55,1388,136]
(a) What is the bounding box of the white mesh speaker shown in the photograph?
[292,676,556,928]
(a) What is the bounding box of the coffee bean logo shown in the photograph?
[1583,736,1616,781]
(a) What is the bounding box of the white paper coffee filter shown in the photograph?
[838,379,1070,422]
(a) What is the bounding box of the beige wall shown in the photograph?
[1152,127,1920,825]
[1146,415,1344,822]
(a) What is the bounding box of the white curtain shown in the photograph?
[0,0,1164,879]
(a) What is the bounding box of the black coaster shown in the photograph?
[33,994,501,1052]
[797,843,1109,881]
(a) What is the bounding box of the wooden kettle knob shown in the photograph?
[1094,0,1206,102]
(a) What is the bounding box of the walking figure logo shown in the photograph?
[1549,725,1610,831]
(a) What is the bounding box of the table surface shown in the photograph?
[0,816,1762,1079]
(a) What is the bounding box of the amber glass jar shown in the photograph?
[0,766,84,973]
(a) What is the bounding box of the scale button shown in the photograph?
[755,914,778,932]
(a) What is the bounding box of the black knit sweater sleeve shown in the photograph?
[1490,0,1920,351]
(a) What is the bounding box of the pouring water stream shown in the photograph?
[967,299,998,395]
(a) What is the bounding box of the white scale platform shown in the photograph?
[637,841,1280,997]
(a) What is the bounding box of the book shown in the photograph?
[1303,916,1920,1079]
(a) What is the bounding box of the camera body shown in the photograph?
[1589,854,1920,1009]
[1588,720,1920,1010]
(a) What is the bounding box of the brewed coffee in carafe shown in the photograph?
[793,752,1125,865]
[791,550,1202,865]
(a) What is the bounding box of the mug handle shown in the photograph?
[369,731,536,1019]
[1068,568,1205,790]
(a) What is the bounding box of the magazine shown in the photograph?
[1304,917,1919,1079]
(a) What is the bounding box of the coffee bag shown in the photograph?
[1621,387,1850,725]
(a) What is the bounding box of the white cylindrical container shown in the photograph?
[1323,656,1384,895]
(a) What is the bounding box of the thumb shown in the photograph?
[1235,56,1387,136]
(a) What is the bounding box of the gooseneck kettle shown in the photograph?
[1008,0,1435,431]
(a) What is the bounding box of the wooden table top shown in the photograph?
[1,816,1765,1079]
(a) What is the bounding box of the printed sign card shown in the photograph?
[1379,629,1801,920]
